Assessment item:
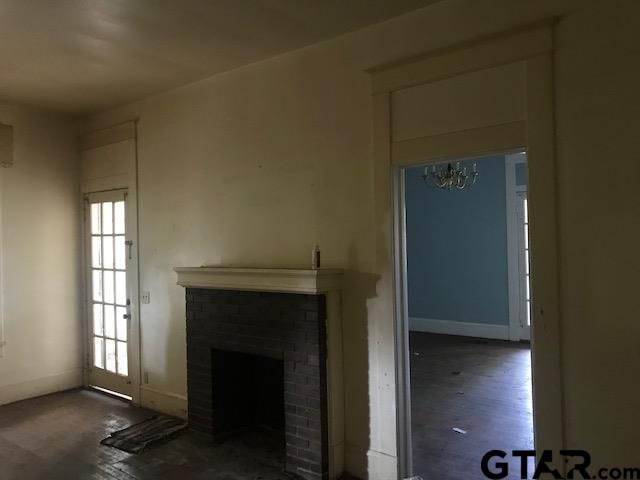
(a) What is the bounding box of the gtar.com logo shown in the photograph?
[481,450,640,479]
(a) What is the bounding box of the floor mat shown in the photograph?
[101,415,188,454]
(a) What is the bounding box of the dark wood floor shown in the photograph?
[410,332,533,480]
[0,334,532,480]
[0,389,290,480]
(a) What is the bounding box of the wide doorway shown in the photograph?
[403,152,534,479]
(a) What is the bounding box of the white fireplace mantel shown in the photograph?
[174,266,345,479]
[175,266,344,295]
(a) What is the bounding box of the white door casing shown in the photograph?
[371,24,564,479]
[516,191,532,341]
[80,123,140,404]
[506,152,531,341]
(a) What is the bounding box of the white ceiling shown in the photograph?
[0,0,441,114]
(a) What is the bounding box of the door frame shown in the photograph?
[80,123,141,405]
[370,22,564,479]
[84,188,133,396]
[0,167,6,359]
[506,152,531,341]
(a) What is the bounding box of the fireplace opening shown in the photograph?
[211,348,285,453]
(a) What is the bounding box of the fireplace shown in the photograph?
[211,349,285,440]
[177,267,344,480]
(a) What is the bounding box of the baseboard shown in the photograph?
[367,448,398,480]
[0,368,83,406]
[409,317,509,340]
[139,385,188,419]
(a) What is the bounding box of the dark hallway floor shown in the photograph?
[410,331,533,480]
[0,389,289,480]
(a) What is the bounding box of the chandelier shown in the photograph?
[422,161,478,190]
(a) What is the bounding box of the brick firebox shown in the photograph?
[186,288,328,479]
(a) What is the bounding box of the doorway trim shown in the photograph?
[506,152,531,341]
[369,22,564,479]
[79,121,141,406]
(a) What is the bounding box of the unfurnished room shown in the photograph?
[0,1,638,480]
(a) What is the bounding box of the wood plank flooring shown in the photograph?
[0,333,532,480]
[410,332,533,480]
[0,389,290,480]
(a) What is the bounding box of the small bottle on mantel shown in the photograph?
[311,245,321,270]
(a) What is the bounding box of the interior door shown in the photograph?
[85,190,132,397]
[516,191,532,341]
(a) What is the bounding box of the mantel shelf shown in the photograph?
[174,266,343,294]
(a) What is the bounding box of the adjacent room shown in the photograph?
[0,1,638,480]
[404,154,533,479]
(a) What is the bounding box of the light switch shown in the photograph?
[141,291,151,304]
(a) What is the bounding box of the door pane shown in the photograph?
[93,304,103,336]
[104,304,115,339]
[104,271,115,304]
[94,337,104,368]
[105,339,116,373]
[114,201,125,234]
[91,204,101,234]
[115,271,127,306]
[102,202,113,234]
[103,236,114,269]
[91,237,102,268]
[92,270,103,302]
[115,236,126,269]
[117,342,128,376]
[116,306,127,341]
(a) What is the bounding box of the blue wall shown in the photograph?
[405,156,509,326]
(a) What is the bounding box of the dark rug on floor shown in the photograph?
[101,415,188,454]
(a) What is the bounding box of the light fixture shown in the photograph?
[423,161,478,190]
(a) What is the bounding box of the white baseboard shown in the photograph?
[139,385,188,419]
[367,448,398,480]
[409,317,509,340]
[0,368,83,406]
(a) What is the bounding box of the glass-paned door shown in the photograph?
[516,192,532,341]
[85,190,132,396]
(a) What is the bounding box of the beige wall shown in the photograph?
[555,1,640,463]
[0,103,81,405]
[85,0,640,476]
